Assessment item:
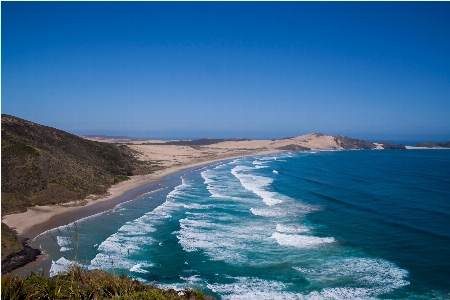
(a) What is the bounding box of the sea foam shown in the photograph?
[276,224,310,233]
[231,166,283,206]
[250,208,290,217]
[57,236,73,252]
[294,257,409,297]
[271,232,334,248]
[175,216,270,262]
[207,276,376,300]
[90,179,192,271]
[50,257,78,277]
[130,263,153,274]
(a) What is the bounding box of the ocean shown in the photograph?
[31,150,450,299]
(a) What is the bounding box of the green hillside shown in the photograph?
[1,114,161,215]
[1,114,162,268]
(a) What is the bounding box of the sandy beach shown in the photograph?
[2,146,281,240]
[2,132,375,240]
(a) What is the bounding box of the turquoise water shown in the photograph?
[34,150,450,299]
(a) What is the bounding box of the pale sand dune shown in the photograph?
[209,133,344,150]
[287,134,343,149]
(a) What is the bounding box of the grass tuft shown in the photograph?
[1,265,215,300]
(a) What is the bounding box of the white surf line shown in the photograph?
[33,185,169,240]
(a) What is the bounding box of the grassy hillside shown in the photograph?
[1,114,163,268]
[1,222,23,261]
[2,265,215,299]
[1,114,161,215]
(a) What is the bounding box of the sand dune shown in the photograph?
[208,133,343,150]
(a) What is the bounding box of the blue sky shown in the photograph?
[2,2,450,140]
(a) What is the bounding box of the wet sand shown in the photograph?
[21,183,165,240]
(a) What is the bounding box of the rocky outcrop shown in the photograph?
[1,222,41,274]
[1,239,41,275]
[379,142,407,150]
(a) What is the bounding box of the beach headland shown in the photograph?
[2,132,392,241]
[1,117,393,273]
[2,148,281,240]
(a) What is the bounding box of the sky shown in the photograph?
[2,2,450,141]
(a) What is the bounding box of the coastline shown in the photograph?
[2,149,281,240]
[405,146,450,150]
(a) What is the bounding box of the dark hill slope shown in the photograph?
[417,141,450,148]
[334,135,376,149]
[1,114,156,215]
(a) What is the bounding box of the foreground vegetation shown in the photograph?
[1,265,215,300]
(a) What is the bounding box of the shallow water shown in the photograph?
[32,150,450,299]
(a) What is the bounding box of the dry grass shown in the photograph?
[1,265,215,300]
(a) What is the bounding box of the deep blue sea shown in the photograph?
[32,150,450,299]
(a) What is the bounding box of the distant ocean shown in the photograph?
[33,150,450,299]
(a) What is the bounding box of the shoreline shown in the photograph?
[405,146,450,150]
[2,149,281,241]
